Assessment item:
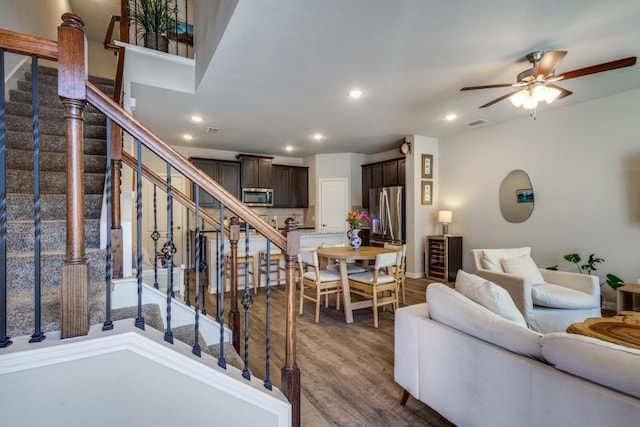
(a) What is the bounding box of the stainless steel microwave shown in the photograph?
[242,188,273,207]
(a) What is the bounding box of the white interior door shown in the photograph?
[142,175,186,266]
[319,178,348,233]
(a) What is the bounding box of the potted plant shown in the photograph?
[549,253,625,307]
[128,0,176,52]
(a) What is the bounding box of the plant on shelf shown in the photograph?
[128,0,177,52]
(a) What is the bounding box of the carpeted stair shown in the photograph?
[3,64,243,369]
[4,64,110,337]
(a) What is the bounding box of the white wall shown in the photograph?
[405,135,439,276]
[87,40,117,79]
[0,0,71,79]
[439,89,640,284]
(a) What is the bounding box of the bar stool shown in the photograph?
[224,253,257,294]
[258,249,287,287]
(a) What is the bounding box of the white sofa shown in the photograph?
[471,247,601,332]
[395,282,640,427]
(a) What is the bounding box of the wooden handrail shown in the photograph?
[0,29,57,60]
[103,15,121,52]
[86,82,287,250]
[121,151,229,234]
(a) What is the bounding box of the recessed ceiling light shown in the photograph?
[190,115,203,122]
[347,89,364,98]
[285,145,294,152]
[444,113,458,121]
[312,133,323,141]
[183,134,193,140]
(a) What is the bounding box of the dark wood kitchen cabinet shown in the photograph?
[361,165,372,208]
[362,157,406,208]
[272,165,308,208]
[382,160,398,187]
[237,154,273,188]
[189,158,240,207]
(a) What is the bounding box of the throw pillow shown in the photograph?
[454,270,527,327]
[480,247,531,272]
[428,283,543,360]
[500,253,545,284]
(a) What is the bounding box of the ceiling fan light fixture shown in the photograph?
[531,85,561,104]
[510,90,526,107]
[522,96,538,110]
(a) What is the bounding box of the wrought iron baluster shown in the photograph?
[151,184,160,289]
[242,222,252,380]
[0,48,11,348]
[217,205,226,369]
[30,56,44,343]
[163,164,175,344]
[264,240,272,390]
[135,139,144,330]
[215,229,220,321]
[103,117,113,331]
[192,184,201,356]
[185,209,191,306]
[200,218,207,315]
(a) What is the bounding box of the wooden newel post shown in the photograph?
[281,218,300,427]
[58,13,89,338]
[228,216,240,353]
[110,125,123,279]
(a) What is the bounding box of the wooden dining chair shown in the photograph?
[347,251,401,328]
[298,250,343,323]
[384,243,407,305]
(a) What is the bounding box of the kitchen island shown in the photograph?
[199,228,346,293]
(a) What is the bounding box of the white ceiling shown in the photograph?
[74,0,640,157]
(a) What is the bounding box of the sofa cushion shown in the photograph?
[427,282,544,360]
[541,333,640,399]
[481,247,531,272]
[500,253,545,284]
[532,283,600,309]
[454,270,527,327]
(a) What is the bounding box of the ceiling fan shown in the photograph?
[461,51,637,111]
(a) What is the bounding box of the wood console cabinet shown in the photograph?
[425,236,462,283]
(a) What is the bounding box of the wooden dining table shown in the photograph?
[316,245,398,324]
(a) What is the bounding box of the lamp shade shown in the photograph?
[438,210,453,224]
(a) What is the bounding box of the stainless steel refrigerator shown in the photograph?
[369,186,404,246]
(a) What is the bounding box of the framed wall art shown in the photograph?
[422,154,433,179]
[421,181,433,205]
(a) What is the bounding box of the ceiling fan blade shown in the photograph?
[545,83,572,100]
[534,51,567,79]
[479,88,525,108]
[555,56,637,81]
[460,83,517,91]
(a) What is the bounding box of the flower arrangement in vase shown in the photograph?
[346,210,371,250]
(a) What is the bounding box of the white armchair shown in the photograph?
[471,248,601,333]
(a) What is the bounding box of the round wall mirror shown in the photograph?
[499,169,534,223]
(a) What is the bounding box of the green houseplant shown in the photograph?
[548,253,625,308]
[128,0,177,52]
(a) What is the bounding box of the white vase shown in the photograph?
[347,228,362,250]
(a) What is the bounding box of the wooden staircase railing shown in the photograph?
[0,13,301,427]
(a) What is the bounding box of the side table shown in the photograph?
[616,284,640,313]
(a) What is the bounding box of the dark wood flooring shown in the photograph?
[186,274,453,426]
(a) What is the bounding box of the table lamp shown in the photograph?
[438,210,453,235]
